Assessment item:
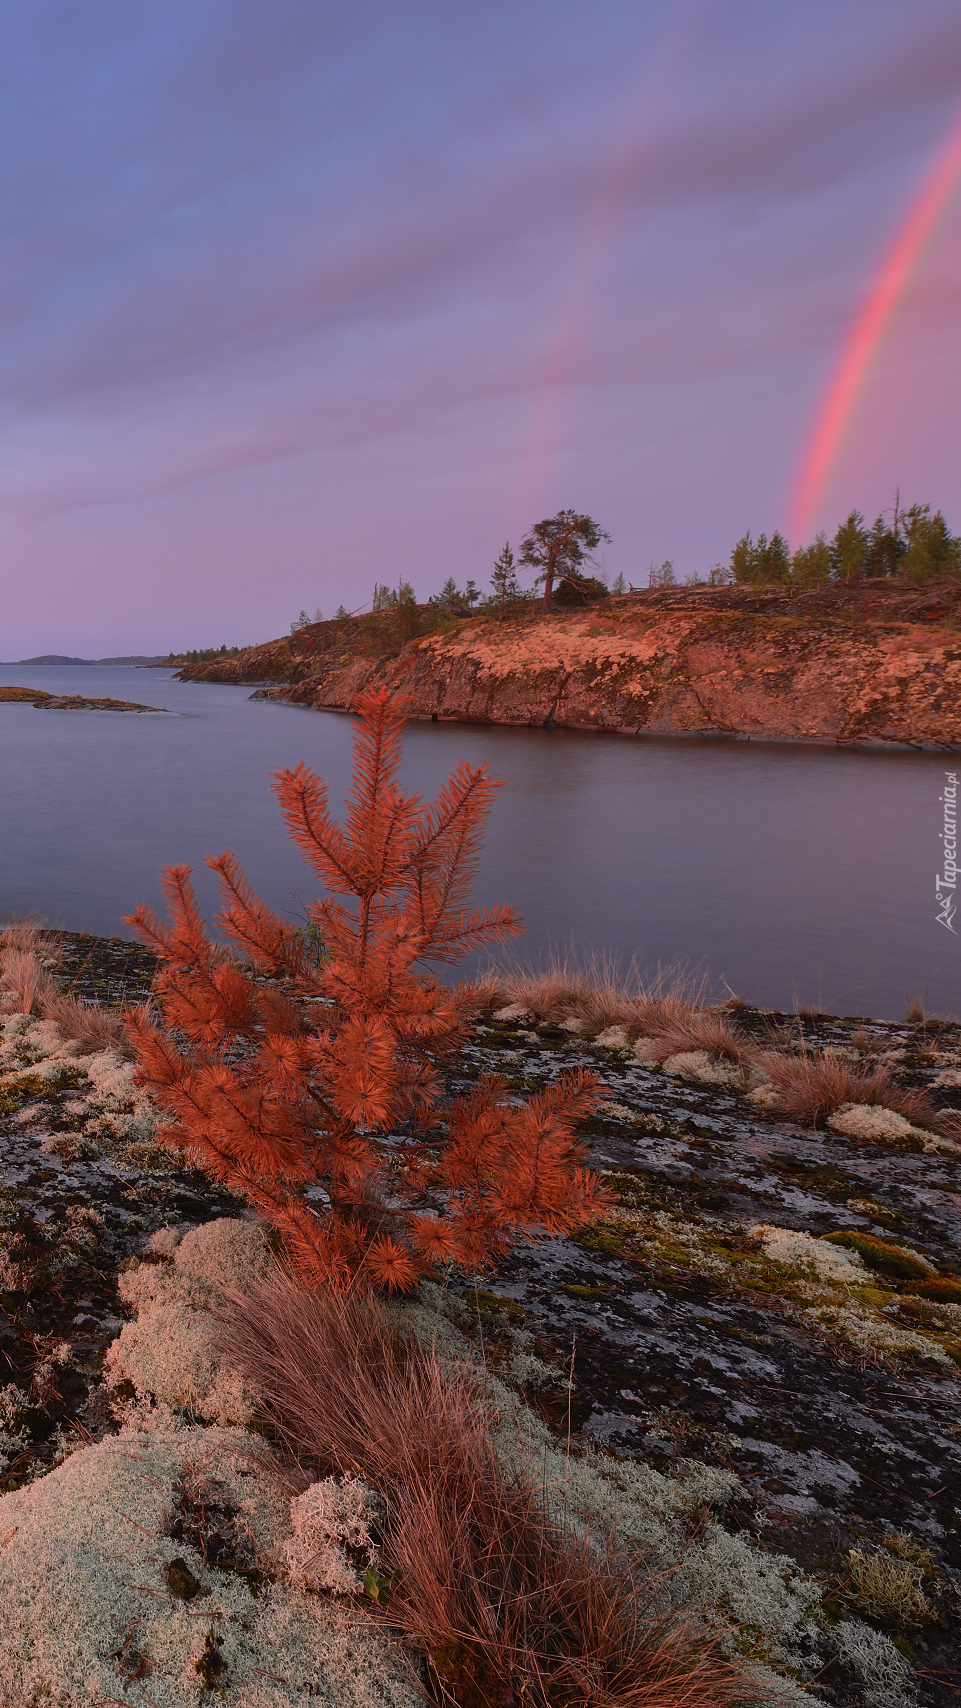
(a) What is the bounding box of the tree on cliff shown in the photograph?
[898,503,961,583]
[123,688,608,1292]
[490,543,522,613]
[729,531,791,586]
[519,511,611,612]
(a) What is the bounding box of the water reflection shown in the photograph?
[0,664,955,1020]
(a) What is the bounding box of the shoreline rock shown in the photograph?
[177,583,961,749]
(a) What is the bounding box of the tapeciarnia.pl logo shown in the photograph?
[937,771,958,933]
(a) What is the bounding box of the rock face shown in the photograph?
[178,583,961,748]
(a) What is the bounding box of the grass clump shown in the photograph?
[0,925,136,1057]
[471,951,755,1078]
[219,1267,762,1708]
[754,1048,943,1133]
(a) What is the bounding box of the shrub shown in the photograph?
[124,689,611,1293]
[218,1266,759,1708]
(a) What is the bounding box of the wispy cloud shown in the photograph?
[1,0,960,648]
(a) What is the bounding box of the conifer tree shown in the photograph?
[490,542,520,613]
[124,689,609,1291]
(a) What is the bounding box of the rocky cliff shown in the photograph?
[177,583,961,748]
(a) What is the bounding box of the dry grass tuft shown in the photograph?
[467,950,753,1056]
[0,947,51,1016]
[756,1052,909,1128]
[0,934,135,1056]
[648,1010,753,1068]
[40,990,134,1055]
[0,921,52,958]
[218,1267,761,1707]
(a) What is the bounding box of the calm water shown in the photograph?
[0,665,956,1020]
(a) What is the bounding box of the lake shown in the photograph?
[0,664,956,1020]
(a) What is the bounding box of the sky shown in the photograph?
[1,0,960,657]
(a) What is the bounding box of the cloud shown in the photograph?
[0,0,958,572]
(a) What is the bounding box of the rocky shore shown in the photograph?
[1,934,960,1702]
[176,583,961,748]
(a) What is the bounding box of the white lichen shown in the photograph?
[661,1050,743,1088]
[750,1225,867,1285]
[105,1218,269,1425]
[827,1104,930,1144]
[594,1025,631,1048]
[280,1477,384,1595]
[632,1036,663,1064]
[0,1425,418,1708]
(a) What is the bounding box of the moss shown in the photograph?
[907,1276,961,1303]
[559,1283,616,1301]
[2,1067,87,1103]
[821,1231,934,1281]
[569,1224,627,1255]
[459,1290,525,1322]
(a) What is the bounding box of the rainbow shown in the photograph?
[789,108,961,545]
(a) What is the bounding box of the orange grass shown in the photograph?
[0,946,51,1017]
[645,1011,753,1067]
[0,932,134,1055]
[219,1268,764,1708]
[469,952,711,1033]
[469,951,754,1067]
[756,1049,943,1131]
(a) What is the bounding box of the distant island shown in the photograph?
[0,686,168,711]
[1,653,169,666]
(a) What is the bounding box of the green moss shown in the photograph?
[0,1067,87,1115]
[460,1289,525,1322]
[570,1224,627,1255]
[560,1283,615,1301]
[822,1230,934,1280]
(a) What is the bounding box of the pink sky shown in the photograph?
[2,0,961,656]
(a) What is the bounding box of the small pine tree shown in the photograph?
[790,533,831,588]
[123,689,609,1292]
[490,543,520,613]
[829,511,869,585]
[435,577,463,610]
[898,503,961,583]
[730,533,790,586]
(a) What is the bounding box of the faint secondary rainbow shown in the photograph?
[789,109,961,545]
